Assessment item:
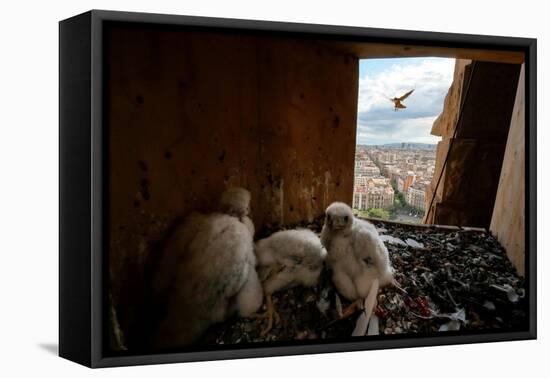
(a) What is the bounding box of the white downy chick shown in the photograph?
[254,229,327,335]
[321,202,394,326]
[151,187,263,349]
[219,186,255,236]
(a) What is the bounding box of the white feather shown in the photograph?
[255,229,326,295]
[152,187,262,348]
[321,202,394,301]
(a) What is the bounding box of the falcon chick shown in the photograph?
[321,202,394,321]
[389,89,414,111]
[255,229,327,335]
[151,187,263,349]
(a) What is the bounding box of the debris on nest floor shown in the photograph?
[200,217,527,345]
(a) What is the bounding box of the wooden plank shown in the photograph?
[490,65,525,275]
[257,37,357,226]
[425,61,521,229]
[108,27,261,341]
[326,41,525,64]
[107,26,360,340]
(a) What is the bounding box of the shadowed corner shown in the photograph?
[38,343,58,356]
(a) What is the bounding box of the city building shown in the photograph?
[407,183,427,210]
[353,145,436,215]
[353,184,394,210]
[402,172,417,193]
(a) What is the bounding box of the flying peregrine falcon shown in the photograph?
[389,89,414,111]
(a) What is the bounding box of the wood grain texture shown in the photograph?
[327,41,525,64]
[490,65,525,275]
[424,61,521,230]
[106,26,358,339]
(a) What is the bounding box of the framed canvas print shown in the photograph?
[59,10,537,368]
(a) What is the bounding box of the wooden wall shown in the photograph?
[424,60,521,228]
[490,65,526,276]
[106,25,358,338]
[256,38,358,226]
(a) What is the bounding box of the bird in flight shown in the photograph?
[388,89,414,111]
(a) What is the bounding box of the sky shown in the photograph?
[357,57,455,145]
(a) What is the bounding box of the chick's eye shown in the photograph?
[344,216,348,222]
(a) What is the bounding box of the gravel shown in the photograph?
[199,217,527,346]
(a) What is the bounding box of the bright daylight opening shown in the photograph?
[353,58,455,224]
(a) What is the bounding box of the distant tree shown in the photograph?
[353,209,371,218]
[394,191,407,207]
[366,208,390,220]
[388,206,398,220]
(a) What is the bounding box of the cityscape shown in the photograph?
[353,143,437,223]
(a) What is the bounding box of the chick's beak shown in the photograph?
[331,222,340,230]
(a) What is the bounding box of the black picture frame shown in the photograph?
[59,9,537,368]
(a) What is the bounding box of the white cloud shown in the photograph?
[356,116,441,145]
[357,58,455,145]
[358,58,455,114]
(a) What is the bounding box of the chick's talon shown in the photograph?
[341,299,362,318]
[273,309,281,325]
[260,294,278,336]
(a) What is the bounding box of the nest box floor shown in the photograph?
[200,217,527,346]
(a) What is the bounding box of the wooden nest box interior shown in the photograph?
[105,22,526,340]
